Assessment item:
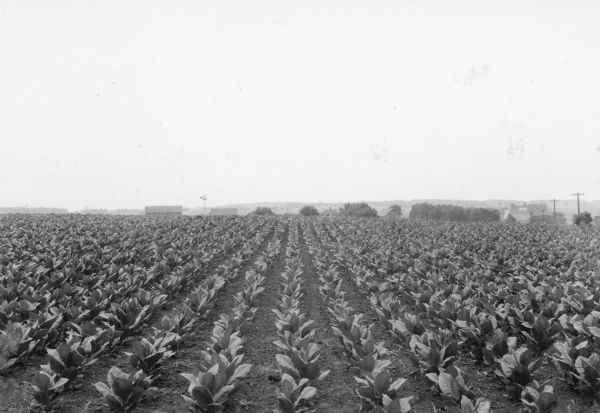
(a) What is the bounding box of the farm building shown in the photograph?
[144,205,183,216]
[210,208,238,216]
[503,207,530,223]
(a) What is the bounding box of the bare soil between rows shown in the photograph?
[3,218,596,413]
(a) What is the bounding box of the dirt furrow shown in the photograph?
[296,221,359,413]
[229,220,289,412]
[135,222,281,413]
[312,220,438,412]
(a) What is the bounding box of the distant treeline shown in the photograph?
[0,207,146,215]
[409,202,500,222]
[0,207,69,214]
[80,208,143,215]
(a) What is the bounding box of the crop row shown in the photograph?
[272,221,329,412]
[1,217,271,374]
[317,218,600,411]
[297,220,414,413]
[178,224,283,412]
[3,217,276,411]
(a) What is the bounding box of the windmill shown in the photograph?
[199,194,208,213]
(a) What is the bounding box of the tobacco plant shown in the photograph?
[522,315,562,356]
[30,371,69,412]
[275,341,330,382]
[0,322,37,372]
[425,366,475,403]
[521,384,563,413]
[186,287,214,315]
[276,374,317,413]
[43,341,96,383]
[354,368,413,412]
[125,338,174,378]
[451,396,491,413]
[553,336,593,387]
[409,331,459,374]
[496,346,543,400]
[455,313,504,364]
[274,310,315,342]
[571,352,600,402]
[181,350,251,412]
[94,367,151,413]
[100,300,152,342]
[209,318,243,358]
[332,311,387,364]
[70,321,115,359]
[390,314,426,346]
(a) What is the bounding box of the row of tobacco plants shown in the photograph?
[272,222,330,412]
[313,218,600,412]
[178,221,285,412]
[302,220,416,413]
[0,215,275,412]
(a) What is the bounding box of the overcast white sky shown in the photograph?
[1,1,599,210]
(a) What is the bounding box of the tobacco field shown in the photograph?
[1,215,600,413]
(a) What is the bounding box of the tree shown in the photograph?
[573,211,593,226]
[385,205,403,220]
[252,207,274,215]
[299,206,319,216]
[390,205,402,214]
[409,202,500,222]
[339,203,378,218]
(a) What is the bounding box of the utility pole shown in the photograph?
[550,199,557,223]
[572,193,585,215]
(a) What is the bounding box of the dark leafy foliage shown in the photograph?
[299,206,319,216]
[409,203,500,222]
[340,203,378,218]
